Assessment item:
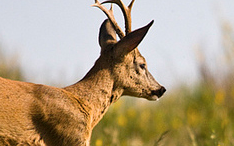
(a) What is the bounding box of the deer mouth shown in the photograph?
[149,86,166,101]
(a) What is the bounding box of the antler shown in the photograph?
[102,0,134,35]
[92,0,135,39]
[92,0,125,39]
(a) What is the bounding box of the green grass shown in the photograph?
[91,83,234,146]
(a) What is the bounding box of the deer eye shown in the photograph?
[139,63,146,69]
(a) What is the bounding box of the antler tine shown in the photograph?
[102,0,135,35]
[92,0,125,39]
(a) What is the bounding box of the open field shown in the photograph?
[91,82,234,145]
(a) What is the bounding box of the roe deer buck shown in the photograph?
[0,0,166,145]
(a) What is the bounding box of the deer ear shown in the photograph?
[99,19,117,53]
[114,20,154,58]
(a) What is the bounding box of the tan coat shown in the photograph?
[0,2,165,146]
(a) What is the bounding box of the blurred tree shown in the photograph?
[0,44,24,81]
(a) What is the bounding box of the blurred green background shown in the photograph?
[1,20,233,146]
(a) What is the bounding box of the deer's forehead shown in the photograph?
[133,50,146,63]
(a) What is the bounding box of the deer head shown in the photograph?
[93,0,166,101]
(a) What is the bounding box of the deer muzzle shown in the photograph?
[150,86,166,101]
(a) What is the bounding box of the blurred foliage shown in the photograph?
[91,21,234,145]
[0,45,24,81]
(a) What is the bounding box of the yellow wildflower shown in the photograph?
[215,89,225,105]
[117,115,127,127]
[95,139,103,146]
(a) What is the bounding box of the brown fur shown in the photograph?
[0,3,166,146]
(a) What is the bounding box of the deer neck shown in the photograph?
[64,58,123,127]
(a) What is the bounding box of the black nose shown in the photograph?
[151,86,166,98]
